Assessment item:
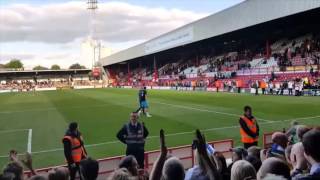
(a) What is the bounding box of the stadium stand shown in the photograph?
[0,69,104,92]
[105,32,320,97]
[100,1,320,96]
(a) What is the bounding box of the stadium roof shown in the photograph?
[100,0,320,66]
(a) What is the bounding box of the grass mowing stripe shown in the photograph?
[155,101,274,122]
[1,114,318,158]
[0,103,129,114]
[0,129,29,134]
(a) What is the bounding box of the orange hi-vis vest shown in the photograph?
[240,116,258,143]
[236,80,243,88]
[260,81,267,89]
[63,135,87,163]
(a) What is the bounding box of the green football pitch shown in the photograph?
[0,88,319,168]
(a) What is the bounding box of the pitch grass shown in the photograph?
[0,88,319,168]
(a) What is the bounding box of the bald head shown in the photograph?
[257,157,290,180]
[290,142,307,170]
[48,167,69,180]
[162,157,185,180]
[272,132,288,149]
[296,125,310,142]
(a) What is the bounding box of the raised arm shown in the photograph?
[21,152,37,176]
[150,129,168,180]
[195,129,221,180]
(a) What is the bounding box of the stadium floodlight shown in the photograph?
[87,0,98,10]
[87,0,100,68]
[87,0,98,40]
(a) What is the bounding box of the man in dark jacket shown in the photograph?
[117,112,149,168]
[62,122,87,180]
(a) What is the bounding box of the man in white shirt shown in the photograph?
[288,80,294,95]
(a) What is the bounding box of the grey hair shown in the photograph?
[261,173,287,180]
[108,168,131,180]
[231,160,256,180]
[162,157,185,180]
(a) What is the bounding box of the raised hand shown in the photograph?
[9,150,18,162]
[21,152,33,169]
[195,129,207,155]
[22,152,36,175]
[160,129,167,156]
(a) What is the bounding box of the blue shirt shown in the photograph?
[139,89,147,102]
[310,163,320,175]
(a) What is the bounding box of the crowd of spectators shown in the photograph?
[277,36,320,68]
[1,122,320,180]
[0,79,94,91]
[111,34,320,88]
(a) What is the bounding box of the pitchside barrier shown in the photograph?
[24,139,234,179]
[263,132,274,149]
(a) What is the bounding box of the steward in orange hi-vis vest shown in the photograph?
[62,135,87,163]
[239,106,260,149]
[62,122,87,180]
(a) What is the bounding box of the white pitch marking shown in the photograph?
[155,101,273,122]
[27,129,33,153]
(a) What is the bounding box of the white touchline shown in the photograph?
[27,129,33,153]
[155,101,273,122]
[0,114,319,158]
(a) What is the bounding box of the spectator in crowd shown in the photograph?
[79,158,99,180]
[108,168,131,180]
[262,174,288,180]
[62,122,87,180]
[162,157,185,180]
[239,106,260,149]
[227,147,248,178]
[0,173,15,180]
[286,121,299,145]
[290,142,308,178]
[269,132,288,159]
[285,145,293,169]
[117,112,149,169]
[296,125,310,142]
[48,167,69,180]
[296,128,320,179]
[2,150,36,180]
[3,162,24,180]
[231,160,256,180]
[245,155,262,172]
[247,146,262,159]
[257,157,291,180]
[150,129,185,180]
[150,129,220,180]
[118,155,139,177]
[28,175,46,180]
